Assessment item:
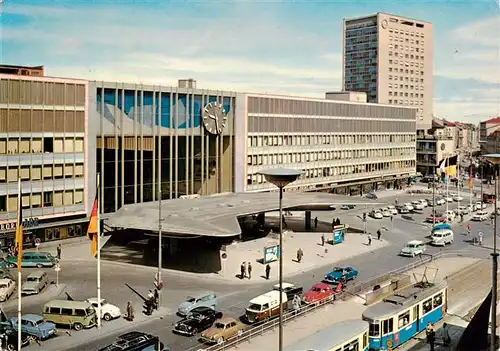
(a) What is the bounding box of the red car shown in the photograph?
[302,283,334,305]
[425,214,446,223]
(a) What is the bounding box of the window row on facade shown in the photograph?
[0,137,85,154]
[246,97,412,119]
[247,160,416,185]
[0,79,86,106]
[388,27,425,39]
[247,133,416,148]
[0,109,85,133]
[0,189,84,212]
[0,163,84,182]
[247,147,415,166]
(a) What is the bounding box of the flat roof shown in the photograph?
[105,192,379,237]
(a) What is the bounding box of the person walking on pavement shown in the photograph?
[321,234,325,246]
[377,229,381,241]
[240,262,245,279]
[335,218,340,226]
[479,232,483,246]
[296,248,303,263]
[314,217,318,229]
[282,215,287,229]
[126,301,134,321]
[56,244,62,260]
[265,264,271,280]
[247,262,252,279]
[367,234,372,246]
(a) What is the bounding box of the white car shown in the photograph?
[0,278,16,302]
[411,201,425,210]
[403,203,414,211]
[435,198,446,205]
[86,298,122,321]
[387,205,398,215]
[381,209,391,217]
[444,196,453,203]
[455,206,469,215]
[400,240,426,257]
[453,195,464,202]
[467,204,475,213]
[445,210,456,221]
[369,210,383,219]
[472,211,490,221]
[398,206,410,214]
[418,199,429,207]
[475,202,487,211]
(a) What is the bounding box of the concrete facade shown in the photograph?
[343,12,433,133]
[0,74,93,249]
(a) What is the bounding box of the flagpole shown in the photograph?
[97,173,101,329]
[457,154,461,214]
[469,150,473,208]
[17,179,22,351]
[446,157,449,214]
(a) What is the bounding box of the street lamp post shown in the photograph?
[158,189,163,308]
[484,154,500,351]
[257,168,303,351]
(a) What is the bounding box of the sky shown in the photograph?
[0,0,499,125]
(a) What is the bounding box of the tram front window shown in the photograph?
[367,320,380,337]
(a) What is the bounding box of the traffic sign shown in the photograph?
[54,264,61,272]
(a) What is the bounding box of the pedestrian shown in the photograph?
[479,232,483,246]
[296,248,303,263]
[377,229,381,241]
[241,261,246,279]
[282,215,287,229]
[314,217,318,229]
[247,262,252,279]
[147,289,154,300]
[57,244,62,260]
[332,218,335,229]
[126,301,134,321]
[335,218,340,226]
[321,234,325,246]
[153,289,159,309]
[390,215,393,223]
[442,322,451,346]
[368,234,372,246]
[265,264,271,280]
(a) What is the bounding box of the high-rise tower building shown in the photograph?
[343,12,433,133]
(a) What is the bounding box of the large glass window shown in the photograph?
[382,318,393,335]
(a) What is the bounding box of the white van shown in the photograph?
[431,229,454,246]
[245,290,287,324]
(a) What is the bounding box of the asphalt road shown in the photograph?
[13,181,494,351]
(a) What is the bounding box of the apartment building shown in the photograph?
[0,64,44,77]
[343,12,433,133]
[480,117,500,154]
[237,92,416,195]
[0,73,93,249]
[416,118,455,175]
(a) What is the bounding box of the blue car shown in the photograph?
[11,314,57,340]
[323,266,358,284]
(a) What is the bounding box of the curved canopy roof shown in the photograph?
[105,192,380,237]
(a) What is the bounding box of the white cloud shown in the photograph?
[449,16,500,47]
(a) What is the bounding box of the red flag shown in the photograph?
[86,194,98,257]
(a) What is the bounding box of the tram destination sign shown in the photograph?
[0,217,40,232]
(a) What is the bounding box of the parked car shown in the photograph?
[11,314,57,340]
[302,283,334,305]
[435,197,446,205]
[453,195,464,202]
[177,292,217,316]
[7,252,55,269]
[273,282,303,300]
[0,268,14,280]
[444,196,453,202]
[475,202,487,211]
[369,210,383,219]
[0,324,31,350]
[397,205,410,214]
[21,271,49,295]
[323,266,358,284]
[86,298,121,321]
[418,199,429,207]
[403,203,414,211]
[0,278,16,302]
[455,206,469,215]
[98,331,167,351]
[431,229,454,246]
[173,306,222,336]
[425,198,436,207]
[400,240,426,257]
[364,192,378,200]
[444,210,456,221]
[245,290,287,324]
[381,208,391,217]
[425,213,446,223]
[199,317,244,345]
[472,211,490,221]
[411,201,425,210]
[387,205,398,215]
[340,204,355,210]
[43,300,96,330]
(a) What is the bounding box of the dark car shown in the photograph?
[364,192,378,200]
[273,282,303,300]
[98,331,167,351]
[173,307,222,336]
[0,323,31,350]
[340,204,356,210]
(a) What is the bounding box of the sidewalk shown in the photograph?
[225,256,479,351]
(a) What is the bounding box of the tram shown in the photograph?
[283,319,369,351]
[362,281,447,350]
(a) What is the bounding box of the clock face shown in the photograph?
[441,143,446,151]
[202,102,227,135]
[381,20,388,29]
